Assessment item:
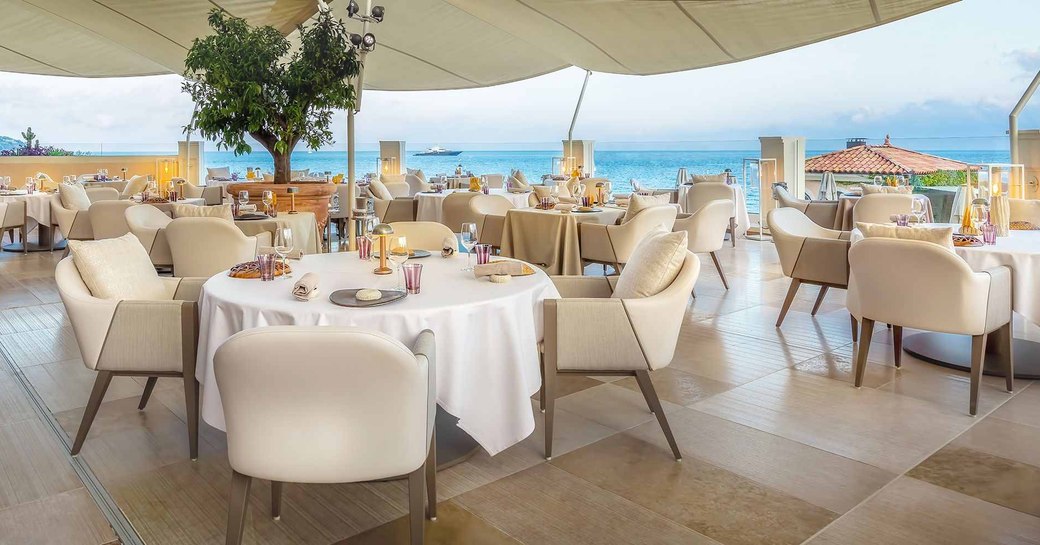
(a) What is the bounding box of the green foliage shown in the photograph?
[20,127,36,148]
[182,8,359,182]
[912,170,977,187]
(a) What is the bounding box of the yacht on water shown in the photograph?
[415,145,462,156]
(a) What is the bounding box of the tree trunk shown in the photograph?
[272,149,291,184]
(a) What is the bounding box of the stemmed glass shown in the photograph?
[238,190,250,211]
[460,223,478,271]
[275,227,294,278]
[388,236,410,291]
[261,190,274,214]
[911,198,926,225]
[970,203,989,234]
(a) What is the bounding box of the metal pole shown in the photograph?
[346,4,372,252]
[566,70,592,173]
[1009,67,1040,164]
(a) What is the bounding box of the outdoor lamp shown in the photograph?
[362,33,376,48]
[371,6,385,22]
[372,223,394,275]
[287,186,299,214]
[347,0,360,18]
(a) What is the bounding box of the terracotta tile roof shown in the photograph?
[805,136,969,175]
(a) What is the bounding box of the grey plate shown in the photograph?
[372,249,432,259]
[235,213,269,221]
[329,288,407,307]
[572,208,603,213]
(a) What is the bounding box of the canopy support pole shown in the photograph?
[567,70,592,171]
[346,1,373,251]
[1010,67,1040,164]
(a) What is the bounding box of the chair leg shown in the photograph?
[71,371,113,456]
[1001,321,1014,393]
[709,251,729,290]
[271,481,283,520]
[892,326,903,368]
[854,319,875,388]
[538,354,546,413]
[729,217,737,247]
[850,315,859,343]
[776,279,801,327]
[425,428,437,520]
[183,373,200,461]
[634,370,681,461]
[407,463,426,545]
[811,286,829,316]
[226,471,252,545]
[969,334,987,416]
[543,363,556,461]
[138,377,158,410]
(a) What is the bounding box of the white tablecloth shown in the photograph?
[678,183,751,236]
[196,252,559,455]
[416,189,532,224]
[0,191,53,227]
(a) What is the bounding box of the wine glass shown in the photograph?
[911,198,926,225]
[970,202,988,234]
[460,222,478,271]
[275,227,294,278]
[388,236,410,290]
[261,190,274,214]
[238,190,250,208]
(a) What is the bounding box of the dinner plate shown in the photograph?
[235,213,269,221]
[329,288,407,307]
[373,249,432,259]
[573,207,603,213]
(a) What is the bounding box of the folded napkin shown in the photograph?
[259,246,303,259]
[441,235,457,257]
[474,261,526,278]
[292,272,319,300]
[554,203,575,212]
[238,204,257,212]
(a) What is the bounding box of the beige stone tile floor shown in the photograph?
[1,238,1039,544]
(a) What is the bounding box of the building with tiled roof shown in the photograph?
[805,135,969,176]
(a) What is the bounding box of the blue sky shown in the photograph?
[0,0,1038,151]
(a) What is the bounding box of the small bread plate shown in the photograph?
[487,260,536,276]
[329,288,407,308]
[235,213,270,221]
[573,207,603,213]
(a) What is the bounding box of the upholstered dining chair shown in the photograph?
[0,201,28,253]
[468,194,515,249]
[176,179,224,206]
[774,185,840,229]
[88,200,136,240]
[441,192,482,232]
[1009,198,1040,224]
[166,217,269,277]
[119,175,150,198]
[579,204,677,273]
[851,193,912,225]
[768,207,855,338]
[50,187,120,248]
[389,221,457,251]
[215,327,437,545]
[380,174,411,198]
[672,199,733,289]
[54,252,203,459]
[405,173,432,196]
[542,232,700,460]
[682,182,737,247]
[369,179,417,223]
[483,174,505,189]
[328,183,352,245]
[848,238,1013,415]
[125,204,174,268]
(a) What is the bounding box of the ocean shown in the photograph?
[205,149,1011,212]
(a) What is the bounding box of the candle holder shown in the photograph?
[287,186,299,214]
[371,223,394,275]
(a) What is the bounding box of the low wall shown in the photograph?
[0,154,178,187]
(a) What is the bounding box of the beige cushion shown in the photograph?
[121,175,149,197]
[856,222,954,250]
[368,179,393,200]
[207,167,231,179]
[623,193,672,223]
[172,203,234,221]
[68,233,167,300]
[612,229,688,299]
[407,168,428,183]
[861,184,912,195]
[59,183,91,211]
[691,173,728,184]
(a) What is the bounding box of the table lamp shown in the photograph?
[287,186,299,214]
[372,223,394,275]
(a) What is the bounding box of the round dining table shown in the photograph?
[196,251,560,458]
[415,188,531,224]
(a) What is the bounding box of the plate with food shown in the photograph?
[329,288,407,307]
[227,260,292,278]
[373,249,432,259]
[952,234,984,248]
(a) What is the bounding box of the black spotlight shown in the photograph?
[362,33,376,48]
[346,0,360,18]
[349,33,363,47]
[371,5,385,22]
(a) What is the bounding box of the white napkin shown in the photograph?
[292,272,319,300]
[474,261,525,278]
[441,235,457,257]
[554,203,575,212]
[238,204,258,213]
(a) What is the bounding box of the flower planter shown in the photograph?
[227,181,335,228]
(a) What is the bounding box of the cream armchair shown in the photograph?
[579,205,677,272]
[404,173,432,196]
[682,182,737,247]
[775,185,839,229]
[852,193,912,224]
[768,207,854,337]
[372,196,416,224]
[0,201,28,253]
[389,221,456,251]
[166,217,269,277]
[50,187,120,247]
[1010,198,1040,224]
[483,174,505,189]
[442,192,482,231]
[542,251,701,460]
[88,200,136,240]
[54,257,203,459]
[848,238,1013,415]
[215,327,437,545]
[125,204,174,267]
[176,179,223,206]
[469,194,515,249]
[672,199,733,289]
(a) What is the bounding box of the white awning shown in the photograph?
[0,0,958,89]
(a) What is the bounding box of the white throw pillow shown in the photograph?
[407,168,428,183]
[121,175,149,197]
[367,179,393,200]
[172,203,234,221]
[623,193,672,223]
[856,222,954,250]
[691,173,728,184]
[207,167,231,180]
[612,229,689,299]
[68,233,168,301]
[59,182,91,211]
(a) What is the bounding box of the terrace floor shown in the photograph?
[1,239,1039,545]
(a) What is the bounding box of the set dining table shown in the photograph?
[233,211,322,254]
[0,190,58,251]
[196,251,560,457]
[415,188,531,224]
[500,206,626,275]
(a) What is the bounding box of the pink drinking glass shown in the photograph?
[981,223,997,245]
[895,214,910,227]
[402,263,423,294]
[357,234,372,260]
[257,253,276,281]
[475,243,492,265]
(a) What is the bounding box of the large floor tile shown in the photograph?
[807,477,1040,545]
[0,327,80,367]
[989,382,1040,429]
[0,487,117,545]
[0,303,66,335]
[553,383,683,432]
[340,501,521,545]
[692,369,976,473]
[908,445,1040,517]
[455,463,719,545]
[0,275,42,310]
[670,324,820,386]
[950,415,1040,468]
[22,359,145,414]
[712,304,855,353]
[0,370,36,426]
[551,433,837,545]
[0,418,83,510]
[613,366,734,407]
